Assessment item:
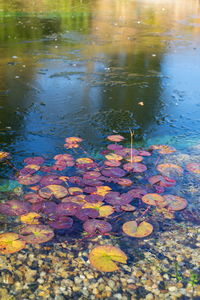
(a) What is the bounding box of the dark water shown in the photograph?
[0,0,200,160]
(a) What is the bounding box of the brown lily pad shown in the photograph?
[20,225,54,244]
[39,184,68,199]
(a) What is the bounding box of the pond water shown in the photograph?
[0,1,200,299]
[0,0,200,160]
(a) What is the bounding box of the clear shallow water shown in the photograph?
[0,0,200,159]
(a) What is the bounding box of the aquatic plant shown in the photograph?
[0,134,197,272]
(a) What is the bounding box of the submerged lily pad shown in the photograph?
[163,194,187,211]
[186,162,200,174]
[39,185,68,199]
[89,245,127,272]
[48,216,73,229]
[0,200,31,216]
[0,179,22,192]
[83,219,112,234]
[0,233,26,254]
[20,225,54,244]
[157,163,183,177]
[123,221,153,238]
[142,193,167,207]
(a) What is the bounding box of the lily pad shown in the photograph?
[157,163,183,177]
[24,156,45,165]
[163,194,187,211]
[24,193,44,203]
[65,137,83,143]
[0,151,10,162]
[116,178,133,186]
[121,204,136,211]
[56,202,81,216]
[123,162,147,172]
[128,188,147,199]
[123,221,153,238]
[75,208,99,221]
[142,193,167,207]
[148,175,176,187]
[126,156,143,163]
[105,153,123,161]
[20,212,41,224]
[0,200,31,216]
[107,144,123,151]
[83,219,112,234]
[105,192,133,205]
[48,216,73,229]
[20,225,54,244]
[39,185,68,199]
[19,164,40,176]
[151,145,176,154]
[104,160,121,167]
[40,175,63,186]
[107,135,125,142]
[101,167,126,178]
[17,175,41,185]
[186,162,200,174]
[68,187,83,195]
[83,171,101,180]
[98,205,114,217]
[0,233,26,254]
[89,245,127,272]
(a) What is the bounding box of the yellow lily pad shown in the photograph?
[0,232,26,254]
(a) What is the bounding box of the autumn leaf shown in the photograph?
[0,233,26,254]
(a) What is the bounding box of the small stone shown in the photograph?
[135,271,143,278]
[168,286,177,292]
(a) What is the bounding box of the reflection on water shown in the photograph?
[0,0,200,159]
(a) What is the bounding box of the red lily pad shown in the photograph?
[40,175,63,186]
[148,175,176,187]
[163,194,187,211]
[48,216,73,229]
[105,192,133,205]
[83,219,112,234]
[157,163,183,177]
[123,162,147,172]
[101,167,126,178]
[0,200,31,216]
[75,208,99,221]
[39,185,68,199]
[56,202,81,216]
[107,135,125,142]
[24,156,45,165]
[20,225,54,244]
[142,193,167,207]
[17,175,42,185]
[186,162,200,174]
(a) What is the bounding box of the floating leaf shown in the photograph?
[157,163,183,177]
[105,192,133,205]
[20,225,54,244]
[68,187,83,195]
[104,160,121,167]
[24,193,44,203]
[148,175,176,187]
[123,221,153,238]
[128,188,147,199]
[56,202,81,216]
[17,175,41,185]
[39,184,68,199]
[142,193,167,207]
[54,153,74,161]
[62,195,86,205]
[98,205,114,217]
[89,245,127,272]
[40,175,63,186]
[138,150,151,156]
[105,153,123,161]
[75,208,99,221]
[186,162,200,174]
[83,171,101,180]
[0,151,10,162]
[20,212,41,224]
[76,158,94,164]
[107,135,125,142]
[116,178,133,186]
[85,194,104,203]
[101,167,126,178]
[48,216,73,229]
[24,156,45,165]
[0,233,26,254]
[19,164,40,176]
[163,194,187,211]
[126,156,143,163]
[65,137,83,143]
[83,201,103,210]
[83,219,112,234]
[107,144,123,151]
[0,200,31,216]
[156,207,174,219]
[151,145,176,154]
[121,204,136,211]
[123,162,147,172]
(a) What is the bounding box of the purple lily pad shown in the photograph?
[105,192,132,205]
[17,175,42,185]
[20,225,54,244]
[40,166,54,172]
[85,194,104,203]
[19,165,40,176]
[24,193,44,203]
[123,162,147,172]
[82,179,104,187]
[40,175,63,186]
[101,167,126,178]
[48,216,73,229]
[83,171,101,180]
[0,200,31,216]
[54,154,74,161]
[75,208,99,221]
[83,219,112,234]
[104,160,121,167]
[148,175,176,187]
[56,202,81,216]
[107,144,123,151]
[83,186,97,194]
[138,150,151,157]
[68,176,83,185]
[24,156,45,165]
[127,188,147,199]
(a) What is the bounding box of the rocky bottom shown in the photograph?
[0,222,200,300]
